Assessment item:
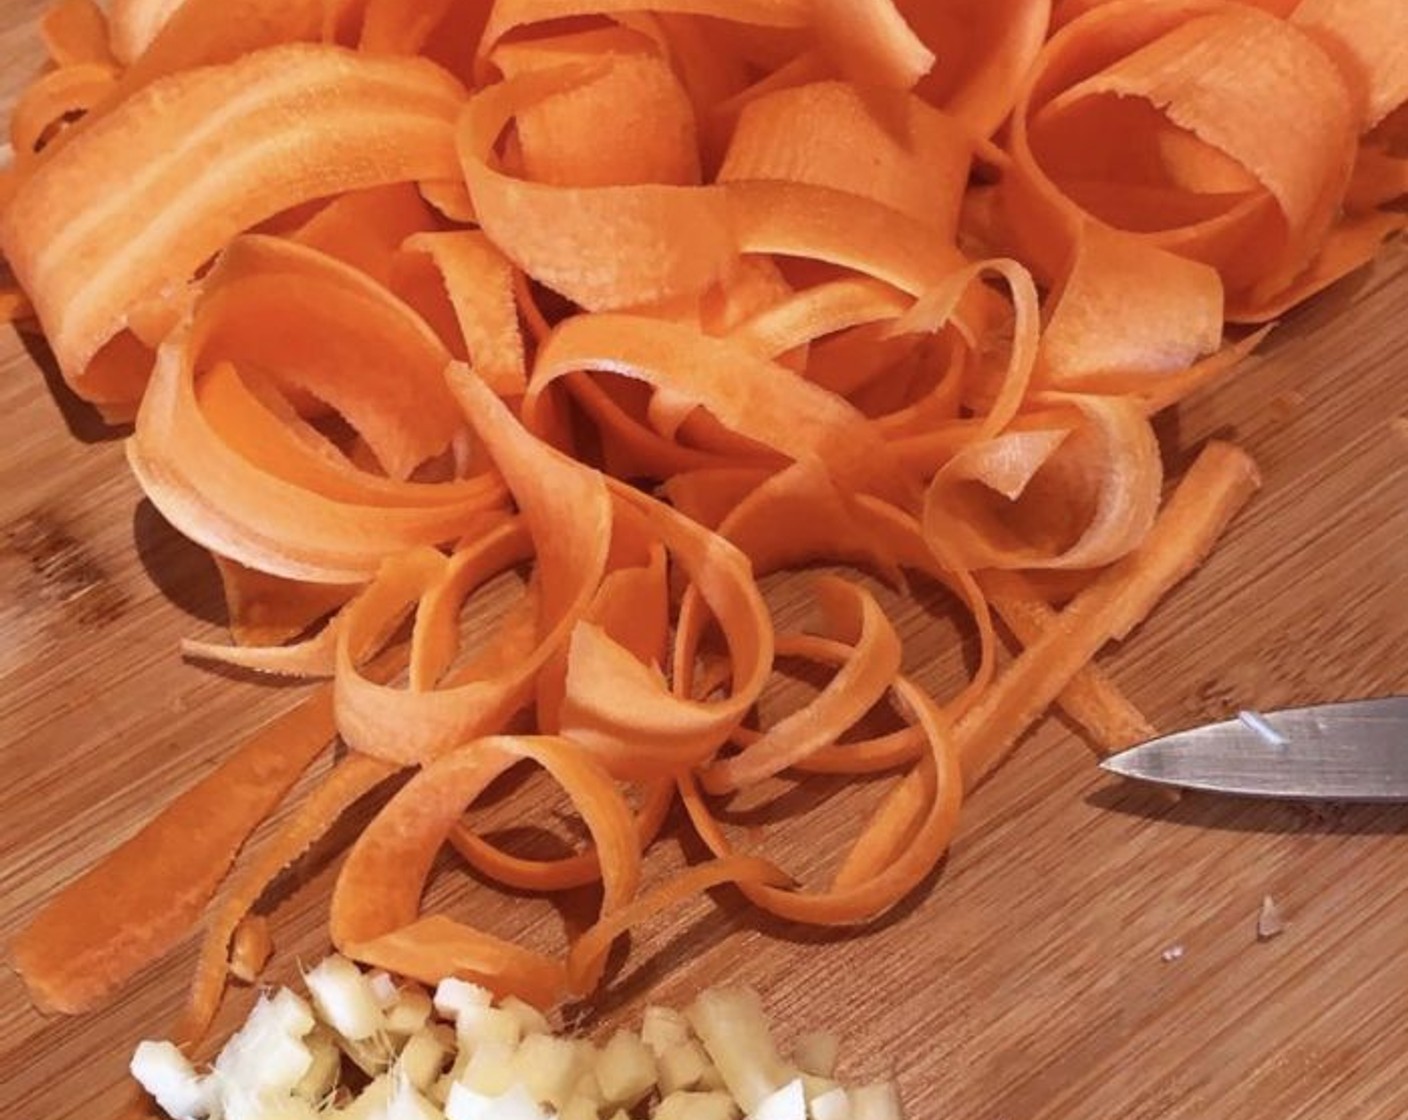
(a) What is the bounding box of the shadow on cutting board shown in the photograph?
[1085,780,1408,837]
[19,327,133,444]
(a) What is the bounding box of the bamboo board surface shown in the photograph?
[2,6,1407,1119]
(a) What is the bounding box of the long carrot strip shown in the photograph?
[404,231,528,396]
[11,686,341,1015]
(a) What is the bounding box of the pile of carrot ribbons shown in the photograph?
[4,0,1405,1046]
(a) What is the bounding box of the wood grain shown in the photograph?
[1,9,1406,1119]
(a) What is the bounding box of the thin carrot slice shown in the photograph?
[709,457,904,584]
[12,686,341,1015]
[128,242,506,583]
[554,480,773,780]
[1292,0,1408,131]
[8,62,116,167]
[449,779,676,893]
[332,531,536,761]
[334,369,610,763]
[718,81,972,239]
[923,392,1163,571]
[403,231,528,396]
[808,0,935,91]
[476,0,810,64]
[727,277,910,361]
[332,735,640,1003]
[492,26,703,188]
[725,179,968,297]
[527,313,922,508]
[679,672,963,925]
[1004,0,1360,314]
[178,751,403,1046]
[289,183,441,290]
[563,855,789,994]
[212,555,358,648]
[830,763,932,891]
[1,43,465,400]
[40,0,114,67]
[955,440,1260,788]
[1038,223,1224,385]
[700,578,903,793]
[899,0,1051,137]
[458,64,736,312]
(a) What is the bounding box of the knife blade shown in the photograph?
[1100,696,1408,801]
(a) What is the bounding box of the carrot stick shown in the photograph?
[956,441,1261,788]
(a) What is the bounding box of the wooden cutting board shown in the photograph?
[2,7,1406,1119]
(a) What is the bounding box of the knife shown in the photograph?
[1100,696,1408,801]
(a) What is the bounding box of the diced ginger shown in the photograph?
[572,1068,604,1106]
[751,1080,806,1120]
[387,986,435,1036]
[658,1039,715,1095]
[233,1097,320,1120]
[655,1090,739,1120]
[596,1030,657,1109]
[384,1075,446,1120]
[400,1026,452,1092]
[499,996,552,1037]
[306,955,388,1042]
[792,1033,839,1080]
[459,1006,524,1051]
[445,1083,494,1120]
[801,1077,840,1103]
[459,1040,519,1097]
[214,989,316,1100]
[338,1031,396,1079]
[687,988,798,1113]
[294,1026,342,1104]
[509,1032,583,1109]
[131,1040,210,1120]
[447,1084,551,1120]
[808,1089,851,1120]
[434,978,493,1022]
[369,971,401,1007]
[559,1095,600,1120]
[641,1005,691,1056]
[337,1075,394,1120]
[848,1082,903,1120]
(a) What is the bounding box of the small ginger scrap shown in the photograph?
[1257,895,1287,942]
